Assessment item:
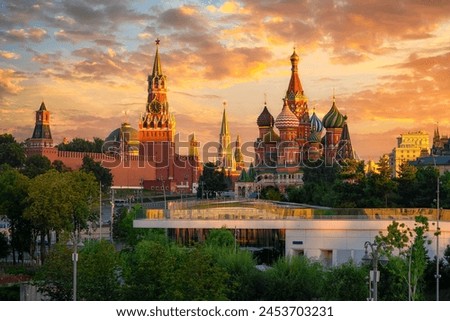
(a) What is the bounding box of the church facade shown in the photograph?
[236,50,355,198]
[25,40,200,192]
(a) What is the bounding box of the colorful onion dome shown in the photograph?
[308,130,322,143]
[275,99,299,129]
[257,104,274,127]
[309,111,323,132]
[322,97,345,128]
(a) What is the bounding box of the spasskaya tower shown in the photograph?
[138,39,176,143]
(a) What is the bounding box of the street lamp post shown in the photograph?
[99,182,102,241]
[362,241,388,301]
[432,154,441,301]
[67,230,83,301]
[436,173,441,301]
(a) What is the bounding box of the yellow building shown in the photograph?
[389,131,429,177]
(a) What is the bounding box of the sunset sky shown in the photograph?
[1,0,450,162]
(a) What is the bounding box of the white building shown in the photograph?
[134,201,450,267]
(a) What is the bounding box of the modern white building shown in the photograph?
[134,200,450,267]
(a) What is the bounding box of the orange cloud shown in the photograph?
[0,50,20,60]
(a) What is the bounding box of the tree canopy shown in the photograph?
[0,134,26,168]
[57,137,104,153]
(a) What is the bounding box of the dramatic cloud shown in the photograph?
[1,27,48,42]
[0,68,25,96]
[1,0,450,161]
[0,50,20,60]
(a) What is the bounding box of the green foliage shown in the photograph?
[324,261,368,300]
[414,167,439,208]
[0,285,20,300]
[197,162,228,198]
[376,215,430,300]
[167,246,229,300]
[263,256,325,300]
[121,240,229,300]
[208,247,263,300]
[25,170,99,263]
[120,240,176,300]
[77,240,121,300]
[51,160,71,173]
[205,228,235,249]
[113,205,163,247]
[57,137,104,153]
[80,155,112,191]
[0,134,26,168]
[0,231,10,259]
[0,167,31,263]
[22,154,52,178]
[260,186,284,201]
[34,240,120,300]
[33,242,73,300]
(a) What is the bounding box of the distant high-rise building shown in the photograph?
[389,131,429,177]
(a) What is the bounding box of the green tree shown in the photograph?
[440,171,450,208]
[22,154,52,178]
[197,162,227,198]
[376,215,430,300]
[0,167,31,264]
[260,186,284,201]
[81,155,113,191]
[324,261,368,300]
[34,239,120,300]
[33,242,73,300]
[413,167,439,207]
[167,246,229,300]
[263,256,325,300]
[396,162,418,207]
[51,160,71,173]
[205,240,263,300]
[0,134,26,168]
[206,228,235,249]
[113,205,161,247]
[120,240,177,300]
[0,232,10,260]
[77,240,120,300]
[57,137,104,153]
[25,170,98,264]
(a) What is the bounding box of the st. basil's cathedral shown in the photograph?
[235,49,355,198]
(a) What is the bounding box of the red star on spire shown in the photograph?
[155,38,160,45]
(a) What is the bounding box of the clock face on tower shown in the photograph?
[149,100,161,113]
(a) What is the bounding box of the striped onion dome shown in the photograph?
[308,130,322,143]
[309,111,323,132]
[257,104,274,127]
[322,97,345,128]
[275,99,299,129]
